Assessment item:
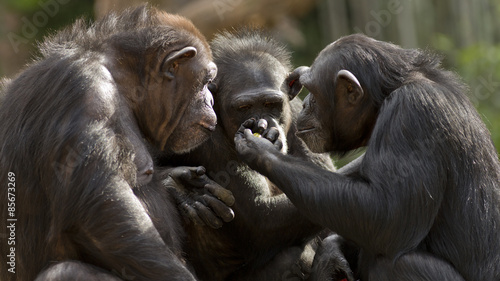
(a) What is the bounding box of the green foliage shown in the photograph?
[5,0,40,11]
[5,0,94,57]
[433,35,500,151]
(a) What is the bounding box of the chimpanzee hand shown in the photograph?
[234,118,284,171]
[162,166,235,229]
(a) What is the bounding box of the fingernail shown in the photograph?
[258,119,267,129]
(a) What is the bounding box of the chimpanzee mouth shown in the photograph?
[297,127,316,134]
[199,122,217,132]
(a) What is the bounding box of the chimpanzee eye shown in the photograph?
[238,104,252,111]
[264,102,280,108]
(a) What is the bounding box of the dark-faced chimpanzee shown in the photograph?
[235,34,500,281]
[0,6,235,281]
[167,29,337,281]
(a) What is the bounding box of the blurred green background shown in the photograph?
[1,0,499,162]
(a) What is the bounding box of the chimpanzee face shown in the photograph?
[290,57,336,153]
[163,48,218,154]
[288,43,377,154]
[107,33,218,154]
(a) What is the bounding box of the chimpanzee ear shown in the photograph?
[283,66,308,100]
[335,69,364,105]
[162,46,197,79]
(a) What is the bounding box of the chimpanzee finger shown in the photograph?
[234,133,248,155]
[274,139,284,151]
[193,201,223,229]
[171,166,212,188]
[180,202,205,226]
[205,183,235,206]
[234,131,244,143]
[255,119,268,135]
[263,127,280,143]
[195,166,206,176]
[238,118,257,133]
[235,128,262,159]
[235,117,256,142]
[179,166,206,181]
[169,166,200,181]
[202,194,235,222]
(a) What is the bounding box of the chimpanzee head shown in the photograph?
[285,34,415,154]
[98,6,217,154]
[208,29,293,151]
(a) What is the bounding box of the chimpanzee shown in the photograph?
[235,34,500,281]
[167,29,337,281]
[0,6,234,281]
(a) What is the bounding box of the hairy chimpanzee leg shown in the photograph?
[0,5,229,281]
[235,34,500,280]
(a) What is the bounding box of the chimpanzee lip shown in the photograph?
[297,127,316,134]
[199,122,217,132]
